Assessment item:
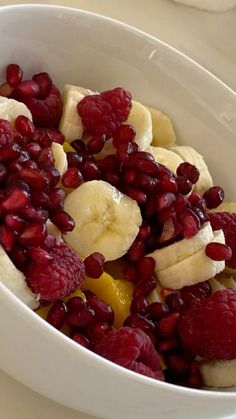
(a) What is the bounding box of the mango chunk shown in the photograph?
[63,141,75,153]
[84,272,134,328]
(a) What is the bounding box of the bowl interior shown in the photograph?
[0,4,236,419]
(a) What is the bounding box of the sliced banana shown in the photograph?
[63,180,142,261]
[217,275,236,290]
[157,229,225,289]
[170,145,213,194]
[51,142,68,177]
[46,220,62,241]
[149,222,213,271]
[201,359,236,388]
[147,146,184,175]
[147,106,176,147]
[209,202,236,213]
[0,96,32,126]
[59,84,93,143]
[0,244,38,309]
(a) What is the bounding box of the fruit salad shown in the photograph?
[0,63,236,389]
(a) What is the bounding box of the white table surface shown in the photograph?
[0,1,235,418]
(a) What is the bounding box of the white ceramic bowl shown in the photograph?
[0,4,236,419]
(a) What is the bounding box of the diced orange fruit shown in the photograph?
[63,141,75,153]
[84,272,134,328]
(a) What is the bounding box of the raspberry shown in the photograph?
[207,212,236,268]
[178,289,236,360]
[77,87,132,138]
[94,327,164,380]
[26,242,85,301]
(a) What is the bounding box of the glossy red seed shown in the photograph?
[104,171,121,188]
[88,298,114,325]
[9,245,27,269]
[155,192,176,212]
[28,247,53,264]
[47,188,65,210]
[32,72,52,99]
[98,154,120,172]
[122,265,138,283]
[47,300,67,329]
[112,124,136,148]
[67,296,85,313]
[127,239,145,262]
[71,139,86,154]
[50,210,75,233]
[130,295,149,315]
[83,289,97,302]
[205,242,232,261]
[125,187,147,205]
[203,186,225,209]
[15,80,40,99]
[37,147,54,169]
[133,276,157,299]
[23,159,38,170]
[61,168,83,189]
[177,162,200,184]
[176,176,192,195]
[18,222,47,246]
[124,314,155,334]
[123,168,137,185]
[136,159,160,176]
[71,331,90,348]
[82,161,100,181]
[166,353,188,374]
[165,292,185,313]
[157,337,178,353]
[87,134,106,154]
[15,115,34,136]
[66,152,83,169]
[19,204,36,221]
[156,313,180,337]
[192,206,206,225]
[0,226,15,251]
[173,195,189,213]
[156,176,178,194]
[6,64,23,87]
[137,257,156,281]
[84,252,105,278]
[42,234,56,251]
[0,143,21,162]
[5,214,25,232]
[21,167,48,190]
[136,174,157,194]
[180,208,201,238]
[45,168,60,188]
[138,221,151,240]
[87,322,112,342]
[0,164,7,184]
[2,188,29,212]
[148,302,170,320]
[66,307,95,329]
[116,142,137,163]
[31,190,48,207]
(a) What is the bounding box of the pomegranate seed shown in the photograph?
[87,322,112,342]
[61,168,83,189]
[2,188,30,212]
[122,265,138,283]
[31,190,48,207]
[177,162,200,184]
[71,139,86,154]
[0,82,13,97]
[43,234,56,251]
[67,296,85,312]
[137,257,155,281]
[0,225,15,251]
[112,124,135,148]
[88,298,114,325]
[166,353,188,374]
[47,188,65,210]
[18,222,47,247]
[66,152,83,168]
[148,302,169,320]
[50,210,75,233]
[28,247,53,264]
[133,276,157,298]
[138,221,151,240]
[6,64,23,87]
[66,306,95,329]
[130,295,149,315]
[124,314,155,334]
[98,154,120,172]
[15,115,34,136]
[187,371,203,388]
[156,313,180,337]
[104,171,120,188]
[188,192,204,207]
[165,292,185,313]
[82,161,100,181]
[192,206,206,225]
[71,331,90,348]
[157,337,178,352]
[179,208,201,238]
[32,72,52,99]
[127,239,145,262]
[144,197,156,218]
[0,143,21,162]
[47,300,67,329]
[34,209,49,223]
[21,167,48,190]
[14,80,40,99]
[83,289,97,302]
[125,187,147,205]
[37,147,54,169]
[156,176,178,194]
[203,186,224,209]
[5,214,25,232]
[159,219,176,243]
[155,192,176,212]
[9,244,27,268]
[87,134,106,154]
[19,204,36,221]
[117,142,137,163]
[23,159,38,170]
[9,161,22,174]
[205,242,232,261]
[176,176,192,195]
[17,150,30,164]
[136,174,157,194]
[45,168,60,188]
[173,195,189,213]
[158,207,176,224]
[0,164,7,184]
[180,281,211,308]
[123,168,137,185]
[84,252,105,278]
[136,159,160,176]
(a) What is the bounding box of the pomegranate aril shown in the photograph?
[71,331,90,348]
[0,143,21,162]
[157,337,178,353]
[31,190,48,207]
[180,281,211,308]
[148,302,169,320]
[34,209,49,223]
[28,247,53,265]
[43,234,56,251]
[136,159,160,176]
[117,142,137,163]
[124,314,155,334]
[98,154,120,172]
[47,188,65,210]
[32,72,52,99]
[37,147,54,169]
[180,208,201,238]
[188,192,205,208]
[133,276,157,299]
[9,245,27,268]
[0,226,15,251]
[67,296,85,313]
[130,295,149,315]
[23,159,38,170]
[88,298,114,325]
[21,167,48,190]
[192,206,206,225]
[123,168,137,185]
[71,139,86,154]
[17,150,30,164]
[47,129,65,145]
[2,188,30,212]
[18,222,47,247]
[47,300,67,329]
[203,186,224,209]
[82,161,100,181]
[61,168,83,189]
[19,204,36,221]
[14,80,40,99]
[125,187,147,205]
[112,124,135,148]
[83,289,97,302]
[177,162,200,184]
[166,353,188,374]
[87,322,112,342]
[138,221,151,240]
[66,306,95,329]
[136,174,157,194]
[104,171,120,188]
[50,210,75,233]
[156,176,178,194]
[6,64,23,87]
[87,134,106,154]
[176,176,192,195]
[187,371,203,389]
[0,164,7,184]
[155,192,176,212]
[9,162,22,174]
[66,152,83,169]
[84,252,105,278]
[127,239,145,262]
[165,292,185,313]
[5,214,25,232]
[137,257,155,281]
[205,242,232,261]
[122,265,138,283]
[15,115,34,136]
[173,195,189,213]
[45,168,60,188]
[156,312,180,337]
[158,207,176,224]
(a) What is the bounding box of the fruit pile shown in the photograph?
[0,63,236,389]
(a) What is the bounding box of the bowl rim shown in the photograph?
[0,2,236,401]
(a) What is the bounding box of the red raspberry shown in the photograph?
[94,326,164,380]
[26,242,85,301]
[77,87,132,138]
[178,289,236,360]
[207,212,236,268]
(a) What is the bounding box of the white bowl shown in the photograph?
[0,4,236,419]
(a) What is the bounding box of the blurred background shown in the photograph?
[0,1,235,418]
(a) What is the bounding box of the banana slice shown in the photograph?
[170,145,213,194]
[51,142,68,177]
[201,359,236,388]
[209,202,236,213]
[63,180,142,261]
[147,106,176,147]
[157,229,225,289]
[59,84,93,143]
[46,220,62,241]
[208,277,225,293]
[147,146,184,175]
[217,275,236,290]
[0,244,38,309]
[149,222,213,271]
[0,96,32,126]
